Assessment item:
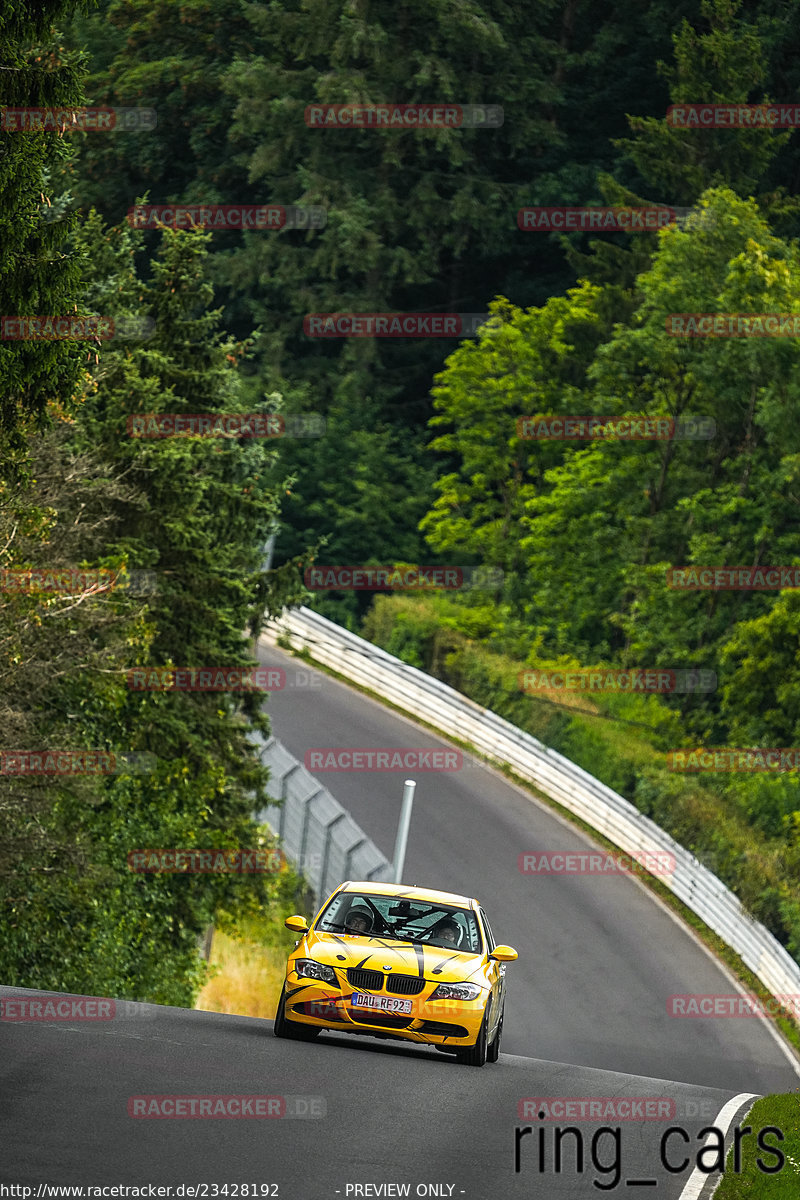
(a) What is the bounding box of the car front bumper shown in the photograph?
[282,971,487,1047]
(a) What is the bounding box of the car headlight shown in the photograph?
[295,959,337,985]
[429,982,483,1001]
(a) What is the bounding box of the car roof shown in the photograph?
[339,880,478,908]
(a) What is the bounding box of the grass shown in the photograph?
[714,1094,800,1197]
[195,909,305,1021]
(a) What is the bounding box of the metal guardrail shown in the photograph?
[253,732,392,904]
[261,606,800,1008]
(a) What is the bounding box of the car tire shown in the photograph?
[487,1004,503,1063]
[456,1009,488,1067]
[273,985,321,1041]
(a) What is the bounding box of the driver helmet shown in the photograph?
[345,905,372,934]
[434,918,460,945]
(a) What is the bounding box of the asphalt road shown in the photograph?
[256,638,800,1095]
[0,987,764,1198]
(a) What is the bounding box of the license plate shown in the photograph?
[351,992,412,1014]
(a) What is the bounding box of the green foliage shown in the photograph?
[617,0,789,202]
[0,205,306,1001]
[423,189,800,713]
[62,0,721,605]
[363,593,800,957]
[11,0,800,993]
[67,0,254,219]
[421,287,607,606]
[721,594,800,745]
[0,2,89,458]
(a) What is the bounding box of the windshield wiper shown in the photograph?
[318,922,393,938]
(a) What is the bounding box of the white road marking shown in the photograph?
[678,1092,759,1199]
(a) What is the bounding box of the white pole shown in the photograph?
[392,779,416,884]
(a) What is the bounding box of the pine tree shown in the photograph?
[0,1,89,459]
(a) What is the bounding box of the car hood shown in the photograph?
[299,929,482,981]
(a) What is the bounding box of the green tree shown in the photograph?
[0,1,89,457]
[1,207,306,1002]
[217,0,706,577]
[67,0,255,220]
[519,192,800,676]
[65,0,720,588]
[420,285,606,637]
[71,209,305,788]
[720,594,800,747]
[616,0,789,205]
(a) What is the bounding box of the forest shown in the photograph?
[3,0,800,998]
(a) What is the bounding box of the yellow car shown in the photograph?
[273,880,518,1066]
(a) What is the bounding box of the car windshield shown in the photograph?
[316,892,481,953]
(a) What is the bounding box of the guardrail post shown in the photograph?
[277,764,302,837]
[298,788,323,884]
[343,837,367,884]
[281,764,301,801]
[320,812,347,897]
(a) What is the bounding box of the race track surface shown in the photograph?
[0,988,763,1199]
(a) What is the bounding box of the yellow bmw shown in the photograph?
[273,881,518,1066]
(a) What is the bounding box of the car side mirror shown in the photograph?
[489,945,518,963]
[284,914,309,933]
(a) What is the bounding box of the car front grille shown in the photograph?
[386,975,425,996]
[346,968,427,995]
[346,968,383,990]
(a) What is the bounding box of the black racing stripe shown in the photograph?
[412,943,425,977]
[286,983,316,999]
[354,955,372,969]
[432,953,461,975]
[328,935,347,946]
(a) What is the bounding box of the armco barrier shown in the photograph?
[260,606,800,1010]
[252,732,392,903]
